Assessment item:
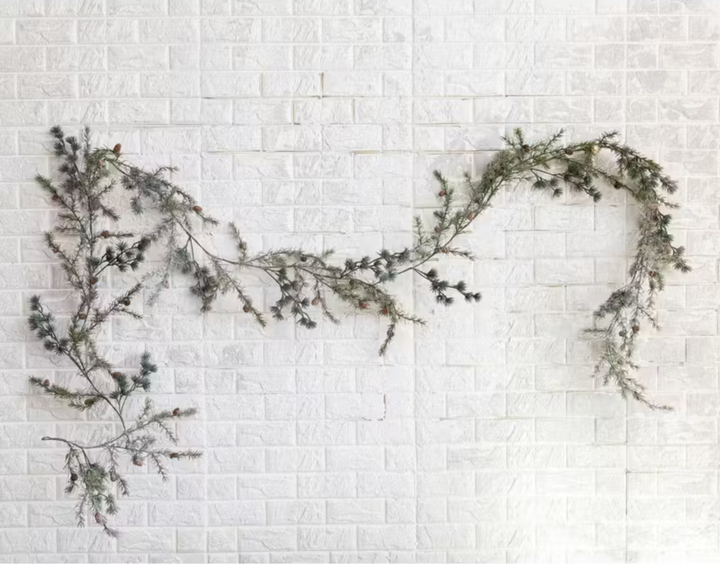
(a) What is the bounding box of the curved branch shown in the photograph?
[31,126,689,535]
[108,128,688,407]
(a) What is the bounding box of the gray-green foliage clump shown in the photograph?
[31,126,687,534]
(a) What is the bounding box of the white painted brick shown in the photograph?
[267,500,324,525]
[598,51,632,78]
[109,45,168,71]
[477,524,534,550]
[263,18,319,43]
[141,73,200,98]
[17,18,75,43]
[567,17,626,41]
[664,43,719,68]
[263,72,321,97]
[536,45,593,69]
[322,71,383,96]
[506,16,565,42]
[79,18,137,43]
[355,44,411,70]
[358,472,414,498]
[298,526,355,550]
[294,45,352,71]
[630,15,687,40]
[202,72,261,98]
[535,97,593,123]
[200,17,260,42]
[240,527,297,551]
[207,501,265,526]
[507,69,565,95]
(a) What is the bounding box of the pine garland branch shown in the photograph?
[32,126,688,533]
[30,127,201,537]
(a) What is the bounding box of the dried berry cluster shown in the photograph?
[32,126,687,534]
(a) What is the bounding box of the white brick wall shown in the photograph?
[0,0,719,561]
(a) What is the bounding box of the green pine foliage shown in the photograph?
[30,128,201,537]
[32,126,687,534]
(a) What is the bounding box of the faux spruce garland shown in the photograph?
[31,126,688,534]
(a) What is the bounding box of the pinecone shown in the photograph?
[243,304,251,313]
[112,143,122,154]
[173,407,180,416]
[192,205,202,212]
[100,230,110,238]
[43,379,50,387]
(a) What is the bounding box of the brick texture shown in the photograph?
[0,0,719,562]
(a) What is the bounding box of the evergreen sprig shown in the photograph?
[31,127,201,537]
[33,126,687,533]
